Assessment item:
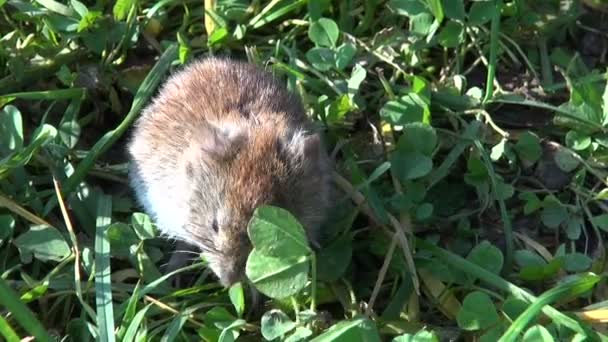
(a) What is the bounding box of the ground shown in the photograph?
[1,0,608,341]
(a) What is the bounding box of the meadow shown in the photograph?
[1,0,608,341]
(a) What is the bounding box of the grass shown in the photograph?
[2,0,608,341]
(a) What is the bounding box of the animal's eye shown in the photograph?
[211,219,219,233]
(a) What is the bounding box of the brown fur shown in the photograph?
[128,57,331,286]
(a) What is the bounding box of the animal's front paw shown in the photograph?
[164,242,200,288]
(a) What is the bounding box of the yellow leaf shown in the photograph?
[419,269,461,319]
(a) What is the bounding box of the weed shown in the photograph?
[1,0,608,341]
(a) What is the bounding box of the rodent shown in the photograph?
[127,57,331,287]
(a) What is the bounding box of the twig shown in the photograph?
[462,55,484,77]
[293,58,343,96]
[330,139,349,161]
[464,109,510,138]
[52,176,97,321]
[143,295,205,328]
[577,20,608,39]
[387,215,418,289]
[141,31,162,53]
[0,191,51,226]
[331,172,419,294]
[331,171,383,227]
[344,32,408,76]
[378,122,418,308]
[365,233,397,316]
[513,231,553,262]
[88,169,130,184]
[547,141,608,187]
[339,279,359,318]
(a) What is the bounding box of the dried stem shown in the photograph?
[365,233,397,316]
[331,171,419,294]
[52,176,97,320]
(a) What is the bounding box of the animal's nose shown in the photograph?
[218,264,243,287]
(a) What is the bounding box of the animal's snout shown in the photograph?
[218,262,244,287]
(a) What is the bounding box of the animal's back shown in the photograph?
[127,58,314,241]
[140,58,306,127]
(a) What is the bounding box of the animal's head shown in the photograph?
[182,120,329,286]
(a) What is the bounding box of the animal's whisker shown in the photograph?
[171,250,202,256]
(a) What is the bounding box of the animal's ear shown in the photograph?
[302,133,321,160]
[287,131,323,162]
[199,123,247,160]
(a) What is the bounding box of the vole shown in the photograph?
[127,57,331,287]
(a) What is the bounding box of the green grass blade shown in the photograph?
[0,88,86,107]
[416,239,601,340]
[95,194,115,342]
[499,273,601,342]
[482,0,502,104]
[128,244,171,292]
[355,161,391,191]
[0,278,53,342]
[160,310,190,341]
[489,96,606,132]
[248,0,306,29]
[145,0,175,19]
[61,44,177,195]
[115,262,205,318]
[117,281,142,340]
[122,304,153,342]
[354,0,377,35]
[0,124,56,178]
[0,313,21,342]
[248,0,282,28]
[427,122,480,189]
[495,31,540,82]
[538,38,554,88]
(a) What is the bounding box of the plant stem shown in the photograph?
[473,140,514,273]
[291,297,300,322]
[310,253,317,312]
[483,0,503,104]
[498,274,601,342]
[366,234,398,316]
[416,238,601,340]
